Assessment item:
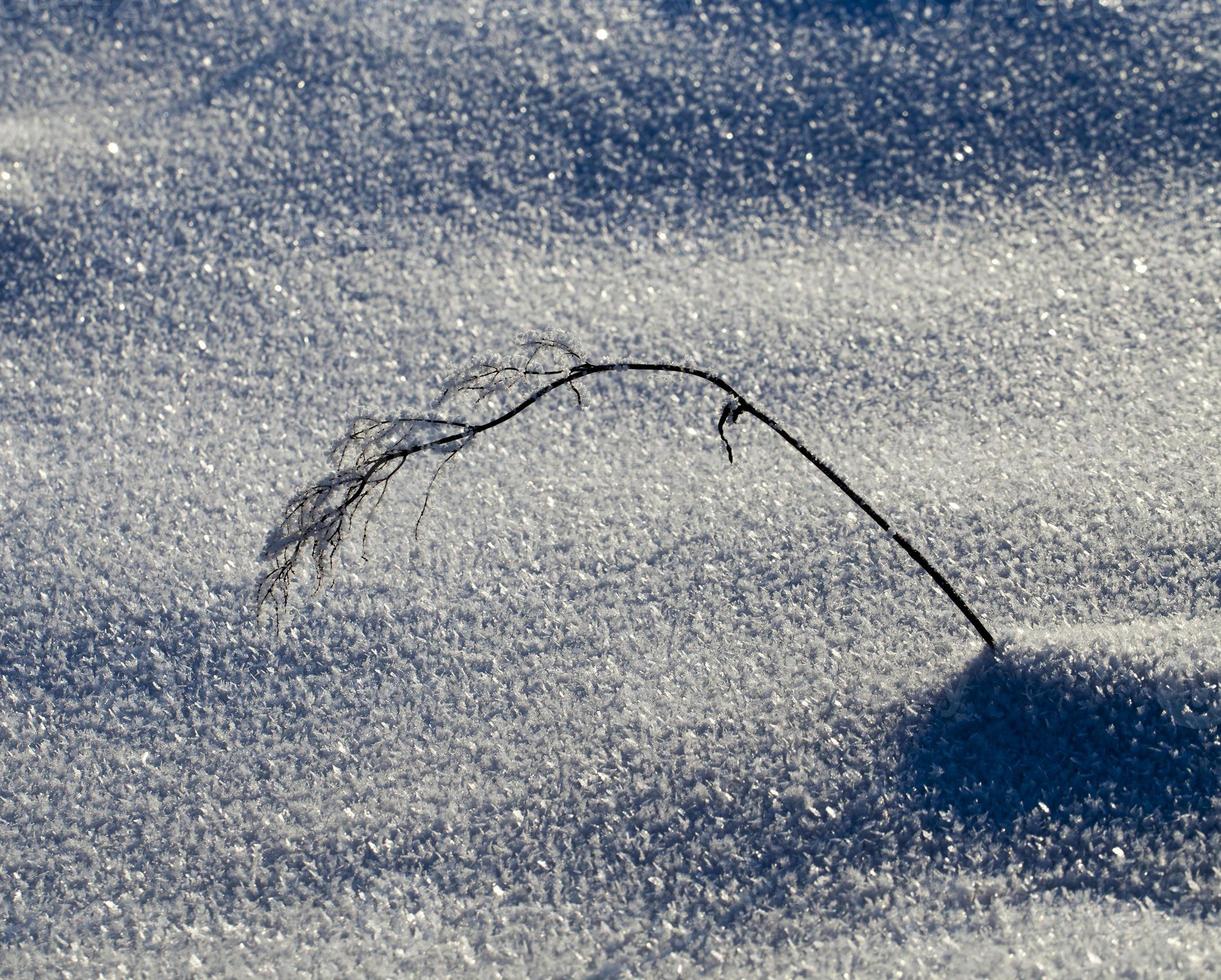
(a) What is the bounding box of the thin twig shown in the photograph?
[415,444,464,540]
[258,344,995,648]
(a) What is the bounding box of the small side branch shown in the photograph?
[717,399,743,463]
[415,445,463,540]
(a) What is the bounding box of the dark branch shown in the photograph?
[717,399,742,463]
[258,343,995,649]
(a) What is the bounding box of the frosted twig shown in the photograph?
[258,341,995,649]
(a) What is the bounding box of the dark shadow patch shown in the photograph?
[656,0,958,30]
[902,647,1221,911]
[0,202,122,323]
[0,209,48,304]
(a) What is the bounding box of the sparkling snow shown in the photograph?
[1,1,1218,975]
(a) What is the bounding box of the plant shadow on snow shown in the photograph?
[14,590,1218,955]
[197,634,1218,942]
[901,647,1221,914]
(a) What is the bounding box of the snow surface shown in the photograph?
[1,0,1219,975]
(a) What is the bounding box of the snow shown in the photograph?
[1,0,1218,974]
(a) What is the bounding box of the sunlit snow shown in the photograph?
[1,0,1218,975]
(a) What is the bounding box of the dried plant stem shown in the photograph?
[259,353,995,649]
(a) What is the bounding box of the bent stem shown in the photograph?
[259,349,995,649]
